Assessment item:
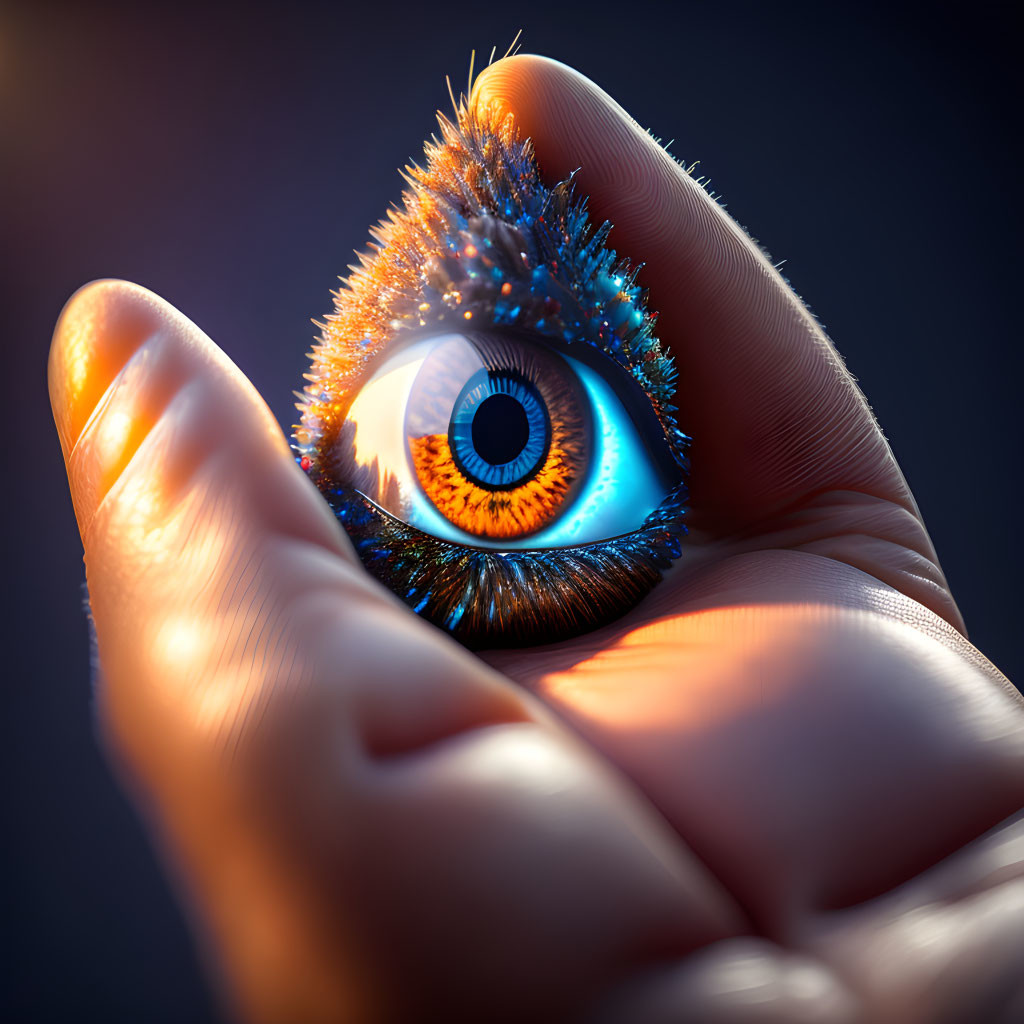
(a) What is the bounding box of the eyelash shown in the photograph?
[295,99,691,648]
[323,485,688,648]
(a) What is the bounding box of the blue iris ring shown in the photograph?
[449,370,551,489]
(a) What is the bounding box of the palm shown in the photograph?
[491,534,1024,1020]
[493,542,1013,892]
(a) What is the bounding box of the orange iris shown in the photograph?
[409,428,581,540]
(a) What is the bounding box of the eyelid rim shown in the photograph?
[334,480,688,555]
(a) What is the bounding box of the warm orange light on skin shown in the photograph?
[62,316,94,421]
[530,604,821,734]
[523,595,988,740]
[409,432,576,538]
[156,615,205,669]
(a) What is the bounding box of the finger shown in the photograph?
[472,55,900,526]
[50,280,744,1019]
[592,938,858,1024]
[808,810,1024,1023]
[471,57,958,627]
[49,278,347,550]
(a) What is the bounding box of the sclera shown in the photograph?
[337,330,669,550]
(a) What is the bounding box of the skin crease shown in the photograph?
[48,53,1024,1024]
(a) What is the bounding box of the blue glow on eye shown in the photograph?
[521,356,667,548]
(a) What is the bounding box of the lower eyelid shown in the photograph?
[326,484,688,649]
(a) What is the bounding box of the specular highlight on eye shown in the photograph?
[296,95,691,648]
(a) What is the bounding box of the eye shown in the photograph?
[339,328,676,551]
[295,99,691,648]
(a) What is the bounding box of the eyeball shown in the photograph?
[335,329,676,551]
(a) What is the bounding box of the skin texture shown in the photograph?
[49,55,1024,1023]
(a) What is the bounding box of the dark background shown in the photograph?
[2,0,1021,1019]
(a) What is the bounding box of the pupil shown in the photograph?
[471,393,530,465]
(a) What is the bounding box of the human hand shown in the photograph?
[49,55,1024,1023]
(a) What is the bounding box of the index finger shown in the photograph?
[471,56,895,523]
[471,55,959,629]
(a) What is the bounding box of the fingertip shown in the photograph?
[472,53,588,112]
[471,53,572,112]
[49,278,310,538]
[50,278,355,605]
[472,55,620,184]
[49,278,167,460]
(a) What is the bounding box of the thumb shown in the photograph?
[49,278,344,551]
[48,278,418,801]
[48,279,743,1021]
